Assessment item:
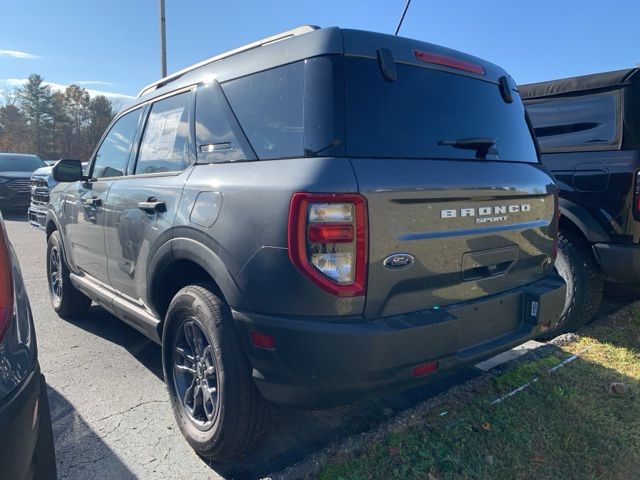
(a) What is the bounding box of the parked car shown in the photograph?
[29,161,89,229]
[43,26,566,460]
[520,67,640,334]
[28,164,55,229]
[0,211,56,479]
[0,154,47,213]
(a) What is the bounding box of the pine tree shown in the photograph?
[63,85,91,159]
[49,91,69,159]
[0,104,29,152]
[17,74,53,155]
[87,95,115,157]
[0,74,116,160]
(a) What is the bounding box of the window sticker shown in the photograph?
[139,107,184,162]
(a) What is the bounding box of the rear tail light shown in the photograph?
[413,361,439,378]
[0,218,13,342]
[250,332,275,350]
[413,50,485,75]
[288,193,368,297]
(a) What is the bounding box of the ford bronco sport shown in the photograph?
[43,26,566,460]
[521,68,640,334]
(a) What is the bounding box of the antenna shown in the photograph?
[394,0,412,36]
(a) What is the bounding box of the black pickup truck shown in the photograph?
[521,67,640,333]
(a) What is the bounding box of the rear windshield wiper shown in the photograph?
[438,137,498,160]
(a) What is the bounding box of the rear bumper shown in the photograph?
[0,365,56,480]
[28,205,47,230]
[233,274,566,408]
[593,243,640,283]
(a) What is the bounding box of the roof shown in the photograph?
[137,25,320,97]
[519,67,640,100]
[125,26,508,111]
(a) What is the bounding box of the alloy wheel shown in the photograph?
[172,319,219,430]
[48,246,63,302]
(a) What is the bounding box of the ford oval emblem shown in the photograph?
[383,253,415,270]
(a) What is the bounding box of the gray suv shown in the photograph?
[43,26,566,460]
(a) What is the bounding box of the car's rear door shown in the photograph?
[103,89,194,306]
[342,53,558,320]
[64,107,144,283]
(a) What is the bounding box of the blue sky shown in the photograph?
[1,0,638,105]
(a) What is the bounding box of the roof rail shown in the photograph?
[137,25,320,97]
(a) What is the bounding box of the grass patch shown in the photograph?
[493,355,561,392]
[318,306,640,480]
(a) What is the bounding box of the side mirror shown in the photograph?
[52,159,84,182]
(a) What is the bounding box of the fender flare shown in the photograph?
[559,198,610,243]
[44,210,60,237]
[44,210,76,271]
[146,237,246,316]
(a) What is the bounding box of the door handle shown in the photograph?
[138,198,166,214]
[84,197,102,207]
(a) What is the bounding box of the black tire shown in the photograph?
[162,284,272,461]
[46,230,91,318]
[546,229,603,337]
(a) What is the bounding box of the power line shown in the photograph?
[394,0,412,36]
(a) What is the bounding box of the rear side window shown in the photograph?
[222,62,304,159]
[136,91,191,175]
[345,58,538,162]
[195,82,250,163]
[93,108,142,179]
[526,93,619,151]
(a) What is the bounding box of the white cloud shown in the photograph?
[75,80,114,86]
[0,78,134,107]
[0,49,41,60]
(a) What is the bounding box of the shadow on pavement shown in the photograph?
[1,210,29,223]
[47,386,136,480]
[212,369,480,479]
[64,304,481,479]
[66,306,163,381]
[58,290,637,479]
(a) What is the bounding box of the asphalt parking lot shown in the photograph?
[2,212,629,480]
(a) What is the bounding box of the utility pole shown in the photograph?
[159,0,167,77]
[394,0,412,36]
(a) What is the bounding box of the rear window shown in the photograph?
[525,93,619,152]
[344,57,538,162]
[0,154,45,172]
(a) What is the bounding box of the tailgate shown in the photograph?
[352,158,558,319]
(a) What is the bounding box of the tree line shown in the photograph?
[0,74,117,161]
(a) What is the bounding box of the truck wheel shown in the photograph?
[548,230,603,337]
[162,284,272,461]
[46,231,91,318]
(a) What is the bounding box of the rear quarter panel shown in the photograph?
[541,149,640,241]
[174,157,364,317]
